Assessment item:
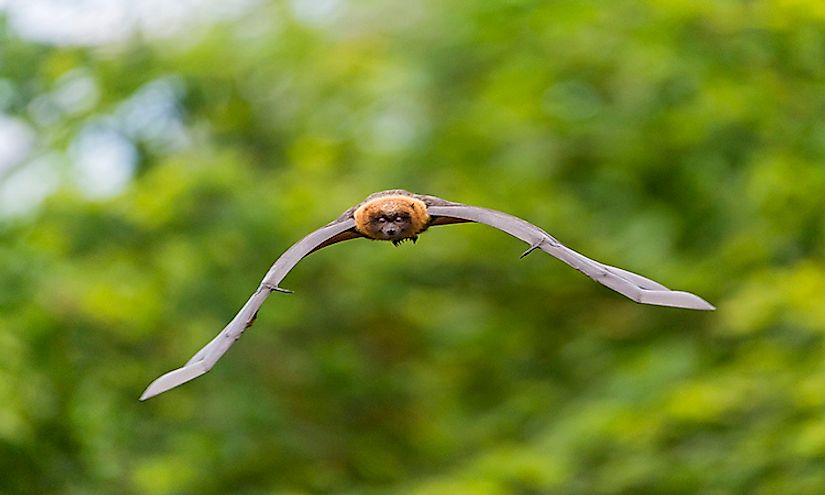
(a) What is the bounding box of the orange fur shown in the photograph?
[354,194,430,239]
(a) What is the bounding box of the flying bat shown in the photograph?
[140,189,714,400]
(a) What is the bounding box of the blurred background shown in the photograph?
[2,0,825,493]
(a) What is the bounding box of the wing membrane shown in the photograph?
[427,205,714,311]
[140,219,358,400]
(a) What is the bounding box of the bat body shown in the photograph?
[140,189,714,400]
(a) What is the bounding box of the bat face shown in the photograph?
[367,211,416,241]
[353,194,431,242]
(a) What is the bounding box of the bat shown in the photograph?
[140,189,714,400]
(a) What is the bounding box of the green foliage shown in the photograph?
[2,0,825,493]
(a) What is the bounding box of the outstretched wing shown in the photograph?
[139,218,359,400]
[427,204,714,311]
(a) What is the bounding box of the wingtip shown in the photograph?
[699,300,716,311]
[681,293,716,311]
[139,379,166,401]
[138,363,209,402]
[639,290,716,311]
[138,388,156,402]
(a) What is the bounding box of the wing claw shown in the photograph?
[264,283,293,294]
[520,240,543,259]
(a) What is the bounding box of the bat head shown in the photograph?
[354,193,430,242]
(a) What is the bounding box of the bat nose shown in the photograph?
[385,227,398,237]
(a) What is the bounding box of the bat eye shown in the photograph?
[377,217,387,223]
[394,216,404,223]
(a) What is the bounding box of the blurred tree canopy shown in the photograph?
[2,0,825,493]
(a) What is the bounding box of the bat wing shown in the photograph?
[139,218,359,400]
[427,204,714,311]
